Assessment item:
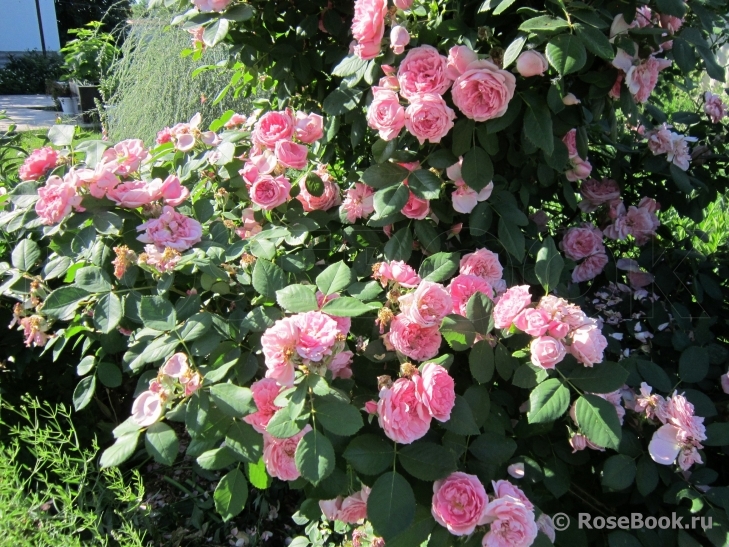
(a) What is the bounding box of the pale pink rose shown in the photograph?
[446,45,479,81]
[448,274,494,316]
[76,165,119,199]
[249,148,278,175]
[319,498,342,521]
[294,112,324,143]
[393,0,412,8]
[223,113,247,129]
[329,350,354,380]
[398,45,452,100]
[183,372,202,396]
[646,123,674,155]
[244,378,282,433]
[660,394,706,445]
[560,223,605,261]
[451,60,516,122]
[565,157,592,182]
[677,447,703,471]
[159,175,190,206]
[19,147,58,181]
[405,93,456,144]
[446,158,462,181]
[626,56,672,103]
[390,25,410,55]
[263,425,312,481]
[623,202,660,245]
[35,175,84,225]
[667,133,697,171]
[338,488,370,523]
[570,433,588,452]
[659,14,683,34]
[610,14,631,39]
[562,129,578,158]
[569,324,607,367]
[253,110,295,147]
[200,131,221,147]
[136,206,203,251]
[572,253,608,283]
[516,50,548,78]
[402,191,430,219]
[161,353,189,378]
[107,180,159,208]
[101,139,149,176]
[493,285,532,329]
[293,311,340,362]
[19,316,49,347]
[377,377,431,443]
[482,496,538,547]
[721,372,729,394]
[398,281,452,327]
[530,336,566,369]
[537,514,556,543]
[192,0,232,12]
[413,363,456,422]
[649,424,682,466]
[562,93,580,105]
[235,208,263,239]
[578,178,621,212]
[275,140,309,170]
[316,291,352,336]
[452,186,478,214]
[142,245,181,272]
[367,87,406,141]
[156,127,173,144]
[507,463,525,479]
[460,248,503,285]
[431,472,488,536]
[627,270,654,289]
[704,92,726,124]
[250,175,291,210]
[388,314,442,361]
[261,317,300,387]
[351,0,387,60]
[131,390,164,427]
[341,183,375,222]
[513,308,551,336]
[373,260,421,288]
[635,6,655,27]
[609,71,624,99]
[492,480,533,511]
[297,171,341,212]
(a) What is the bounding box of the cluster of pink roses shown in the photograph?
[432,473,541,547]
[645,123,697,171]
[562,129,592,182]
[560,223,608,283]
[494,287,608,368]
[131,353,202,427]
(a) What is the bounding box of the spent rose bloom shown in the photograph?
[451,59,516,122]
[704,91,726,124]
[261,316,300,386]
[569,323,607,367]
[398,45,452,100]
[101,139,149,176]
[579,178,621,212]
[136,206,203,251]
[405,93,456,144]
[572,253,609,283]
[367,87,406,141]
[131,390,165,427]
[516,50,548,77]
[19,147,58,181]
[244,378,282,433]
[446,45,479,80]
[390,25,410,55]
[35,175,84,225]
[192,0,232,12]
[493,285,532,329]
[398,281,452,327]
[250,175,292,210]
[351,0,387,60]
[413,363,456,422]
[377,377,431,443]
[431,472,488,536]
[460,248,503,285]
[388,314,442,361]
[448,274,494,316]
[275,140,309,170]
[253,110,295,147]
[341,183,375,222]
[482,496,538,547]
[402,191,430,219]
[530,336,567,369]
[294,111,324,143]
[263,425,312,481]
[560,223,605,261]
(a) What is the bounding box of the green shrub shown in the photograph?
[0,51,64,95]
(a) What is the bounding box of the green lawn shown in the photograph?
[18,128,104,151]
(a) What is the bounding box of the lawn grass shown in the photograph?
[18,128,103,151]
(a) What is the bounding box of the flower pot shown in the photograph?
[77,84,102,124]
[58,97,78,115]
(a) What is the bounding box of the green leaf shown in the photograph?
[440,314,476,351]
[94,292,122,334]
[100,431,140,468]
[636,455,659,496]
[469,431,517,464]
[145,422,179,465]
[427,149,458,169]
[373,183,409,219]
[224,3,254,21]
[12,239,40,271]
[461,146,493,193]
[139,295,176,331]
[655,0,687,18]
[77,355,95,376]
[304,172,325,197]
[343,434,393,475]
[368,472,416,540]
[316,261,354,295]
[399,442,457,481]
[214,468,249,521]
[332,55,367,77]
[498,217,525,262]
[74,266,113,293]
[321,296,373,317]
[315,400,364,436]
[73,375,96,411]
[97,361,122,388]
[503,33,527,68]
[679,346,709,383]
[546,34,587,75]
[470,201,493,237]
[266,406,309,439]
[441,395,480,435]
[295,429,335,485]
[384,226,413,262]
[414,220,441,255]
[210,384,256,417]
[48,124,75,146]
[323,86,363,115]
[635,359,672,392]
[362,162,410,188]
[601,454,636,490]
[419,252,459,282]
[225,421,263,463]
[528,379,570,423]
[523,97,554,155]
[197,447,239,470]
[252,259,286,298]
[203,18,230,47]
[247,457,272,489]
[43,255,72,280]
[534,237,563,292]
[704,423,729,446]
[177,312,213,341]
[519,15,570,32]
[276,284,318,313]
[466,293,494,335]
[575,23,614,60]
[407,169,441,200]
[495,344,517,380]
[493,0,516,15]
[93,211,123,235]
[568,362,629,393]
[575,394,622,450]
[469,340,495,383]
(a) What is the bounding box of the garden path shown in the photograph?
[0,95,60,131]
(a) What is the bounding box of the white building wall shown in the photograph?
[0,0,61,52]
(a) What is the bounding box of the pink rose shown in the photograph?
[537,514,556,543]
[101,139,149,176]
[446,45,478,81]
[402,191,430,219]
[159,175,190,206]
[161,353,189,378]
[261,316,300,387]
[413,363,456,422]
[623,202,660,245]
[76,165,120,199]
[192,0,232,12]
[721,372,729,394]
[35,175,84,225]
[377,377,431,443]
[294,111,324,143]
[107,180,159,209]
[341,183,375,222]
[482,496,538,547]
[507,463,525,479]
[398,45,452,100]
[373,260,421,288]
[156,127,173,144]
[244,378,282,433]
[659,14,683,34]
[513,308,551,336]
[562,93,581,105]
[451,60,516,122]
[613,50,671,103]
[569,323,607,367]
[405,93,456,144]
[448,274,494,316]
[565,157,592,182]
[704,92,726,124]
[560,223,605,261]
[649,424,683,466]
[491,480,533,511]
[253,110,295,147]
[293,311,340,362]
[393,0,412,9]
[459,248,503,285]
[578,178,621,213]
[431,472,488,536]
[351,0,387,60]
[275,140,309,170]
[250,174,291,210]
[390,25,410,55]
[646,123,674,155]
[236,208,263,239]
[562,129,578,158]
[609,71,624,99]
[263,425,312,481]
[329,350,354,380]
[136,206,202,251]
[627,270,654,289]
[398,281,452,327]
[19,147,58,181]
[516,50,548,78]
[316,291,352,336]
[131,390,164,427]
[337,488,370,523]
[367,87,406,141]
[388,314,442,361]
[530,336,567,369]
[572,253,608,283]
[297,169,341,212]
[492,285,532,329]
[249,148,278,175]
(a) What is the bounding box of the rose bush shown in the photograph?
[2,0,729,545]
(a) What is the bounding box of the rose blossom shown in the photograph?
[244,378,282,433]
[351,0,387,60]
[398,45,452,100]
[250,174,291,209]
[263,425,312,481]
[390,26,410,55]
[398,281,452,327]
[192,0,232,12]
[161,353,189,378]
[513,308,552,336]
[516,50,548,78]
[721,372,729,395]
[646,123,674,155]
[393,0,412,9]
[341,183,375,222]
[530,336,567,369]
[493,285,532,329]
[293,311,340,362]
[704,92,726,124]
[402,191,430,219]
[107,180,159,208]
[236,208,263,239]
[492,480,533,511]
[101,139,149,176]
[448,274,494,316]
[388,314,442,361]
[413,363,456,422]
[294,111,324,143]
[253,110,294,147]
[329,350,354,380]
[137,206,203,251]
[460,248,503,285]
[537,514,556,543]
[275,140,309,170]
[507,463,525,479]
[562,93,581,105]
[451,60,516,122]
[431,472,488,535]
[35,175,84,225]
[338,488,370,523]
[373,260,421,288]
[316,291,352,336]
[482,496,538,547]
[451,180,493,214]
[377,377,431,443]
[572,253,608,283]
[566,157,592,182]
[446,45,479,80]
[131,390,164,427]
[261,316,299,386]
[612,50,672,104]
[19,147,58,181]
[297,171,341,212]
[75,165,119,199]
[579,178,621,212]
[159,175,190,206]
[405,93,456,144]
[367,87,406,141]
[560,223,605,261]
[569,323,607,366]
